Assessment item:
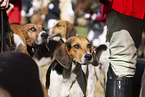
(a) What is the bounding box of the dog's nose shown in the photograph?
[85,54,92,61]
[41,33,48,39]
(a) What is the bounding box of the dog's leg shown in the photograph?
[70,69,87,97]
[87,65,97,97]
[95,65,105,89]
[70,81,85,97]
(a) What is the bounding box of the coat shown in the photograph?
[99,0,145,19]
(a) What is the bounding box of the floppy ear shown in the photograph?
[92,44,108,66]
[66,22,77,39]
[21,26,32,46]
[95,44,107,59]
[92,52,99,66]
[54,43,72,69]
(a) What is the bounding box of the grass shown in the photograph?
[75,26,88,38]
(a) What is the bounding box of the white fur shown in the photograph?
[48,62,84,97]
[37,31,49,45]
[13,34,25,47]
[86,42,110,97]
[35,57,52,67]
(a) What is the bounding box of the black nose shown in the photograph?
[85,54,92,61]
[41,33,48,39]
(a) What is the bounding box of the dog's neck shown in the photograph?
[61,62,81,79]
[71,62,81,74]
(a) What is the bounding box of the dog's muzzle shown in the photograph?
[37,31,49,45]
[41,33,48,39]
[85,54,92,61]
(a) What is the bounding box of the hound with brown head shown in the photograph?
[46,36,98,97]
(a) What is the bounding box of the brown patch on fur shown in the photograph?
[52,20,77,40]
[10,24,28,54]
[22,23,43,45]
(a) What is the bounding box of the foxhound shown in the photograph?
[46,36,98,97]
[52,20,77,42]
[11,23,49,56]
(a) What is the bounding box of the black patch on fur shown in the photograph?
[27,45,35,57]
[46,63,52,89]
[66,38,74,51]
[95,44,107,51]
[54,63,63,74]
[46,59,63,89]
[95,44,107,55]
[52,60,63,75]
[33,40,60,60]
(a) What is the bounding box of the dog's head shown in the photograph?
[22,23,49,46]
[54,36,98,69]
[52,20,77,42]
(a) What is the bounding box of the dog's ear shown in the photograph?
[21,26,32,46]
[92,44,108,66]
[66,21,77,39]
[95,44,107,59]
[92,52,99,66]
[54,43,72,69]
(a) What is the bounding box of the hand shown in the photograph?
[0,0,9,9]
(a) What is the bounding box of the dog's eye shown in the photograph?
[29,27,37,32]
[56,24,61,27]
[87,44,91,49]
[73,44,80,49]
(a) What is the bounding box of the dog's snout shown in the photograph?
[85,54,92,61]
[41,33,48,39]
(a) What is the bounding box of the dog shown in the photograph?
[79,43,109,97]
[32,20,77,67]
[45,36,98,97]
[0,51,47,97]
[51,20,77,42]
[59,0,75,24]
[10,23,49,56]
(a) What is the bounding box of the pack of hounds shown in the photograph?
[1,19,145,97]
[1,0,145,96]
[0,20,110,97]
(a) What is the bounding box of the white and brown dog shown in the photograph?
[86,43,109,97]
[46,36,98,97]
[10,23,49,56]
[52,20,77,42]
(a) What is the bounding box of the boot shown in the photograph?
[105,65,133,97]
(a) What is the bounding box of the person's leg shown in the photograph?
[105,10,143,97]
